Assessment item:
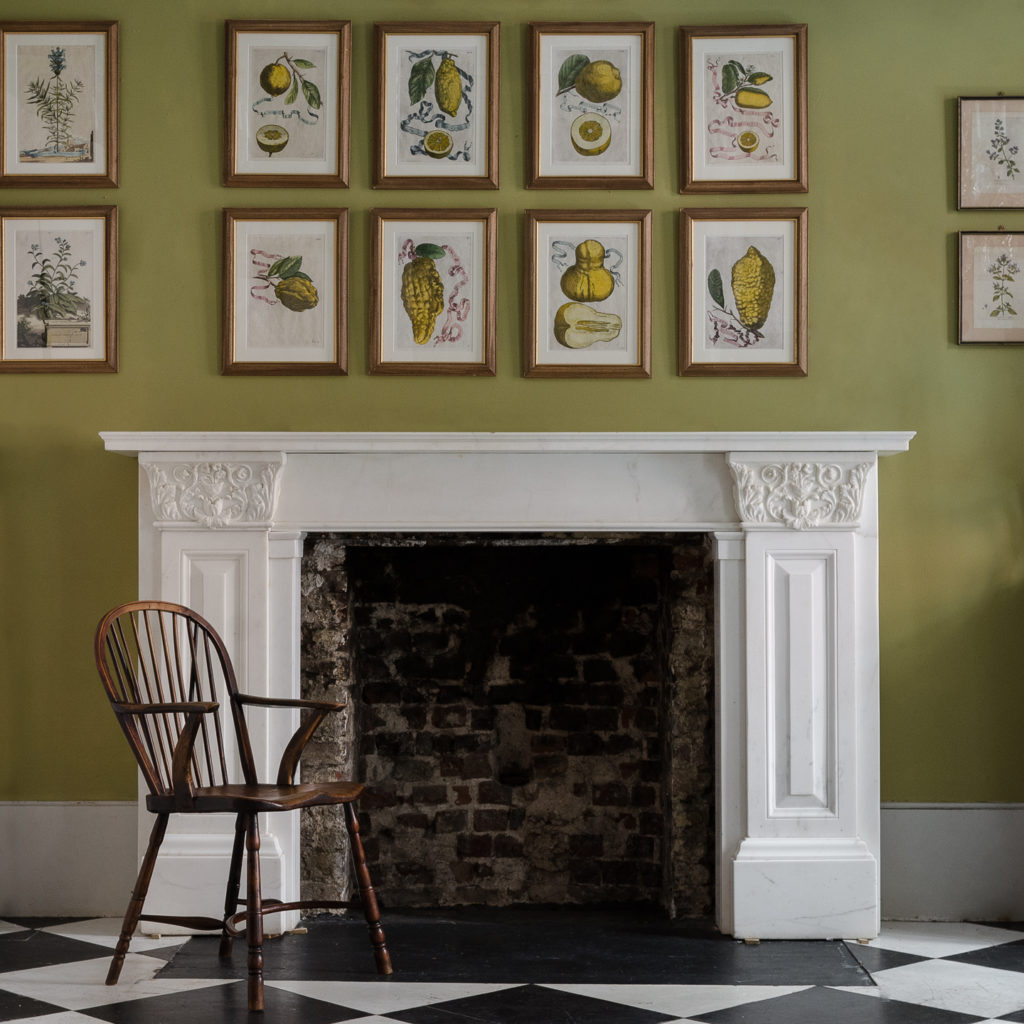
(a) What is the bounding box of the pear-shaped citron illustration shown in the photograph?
[435,56,462,117]
[731,246,775,331]
[560,240,615,303]
[401,244,445,345]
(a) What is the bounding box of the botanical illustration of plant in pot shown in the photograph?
[704,53,782,166]
[16,236,91,348]
[250,47,325,161]
[398,239,471,346]
[550,237,625,350]
[553,50,625,165]
[401,48,474,164]
[705,240,781,349]
[21,47,92,164]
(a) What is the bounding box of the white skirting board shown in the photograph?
[2,801,1023,921]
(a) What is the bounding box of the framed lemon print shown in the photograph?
[524,209,651,378]
[374,22,499,190]
[680,25,807,194]
[370,208,497,375]
[224,20,350,187]
[528,22,654,189]
[680,208,807,377]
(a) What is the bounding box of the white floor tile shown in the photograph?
[869,921,1023,958]
[871,958,1024,1019]
[264,980,524,1014]
[541,984,812,1016]
[0,920,28,935]
[8,1013,106,1024]
[41,917,190,952]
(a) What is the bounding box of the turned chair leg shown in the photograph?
[245,813,265,1012]
[107,813,169,986]
[344,802,393,975]
[219,813,246,958]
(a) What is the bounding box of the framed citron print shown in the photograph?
[0,206,117,372]
[959,231,1024,343]
[524,209,651,378]
[528,22,654,189]
[370,208,497,375]
[680,207,807,376]
[374,22,499,189]
[680,24,807,194]
[958,97,1024,209]
[222,208,347,374]
[0,21,118,187]
[225,21,350,187]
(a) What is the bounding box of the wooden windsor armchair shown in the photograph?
[95,600,392,1012]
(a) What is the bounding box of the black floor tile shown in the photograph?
[159,909,872,986]
[844,941,929,974]
[694,985,986,1023]
[82,981,364,1023]
[0,986,67,1021]
[388,984,678,1024]
[0,930,111,973]
[947,937,1024,974]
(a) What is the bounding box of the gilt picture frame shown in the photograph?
[0,21,118,187]
[958,231,1024,343]
[370,207,497,375]
[680,207,807,376]
[0,205,117,372]
[528,22,654,189]
[958,97,1024,209]
[222,208,347,375]
[224,20,350,187]
[680,24,807,194]
[374,22,499,190]
[525,208,651,378]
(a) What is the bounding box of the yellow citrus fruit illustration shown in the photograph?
[553,302,622,348]
[435,56,462,116]
[275,277,318,312]
[574,59,622,103]
[735,87,771,110]
[731,246,775,331]
[401,255,445,345]
[424,129,453,159]
[259,62,291,97]
[560,239,615,303]
[570,113,612,156]
[255,124,289,155]
[737,130,759,153]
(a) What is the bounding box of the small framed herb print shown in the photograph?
[0,206,117,372]
[680,24,807,194]
[370,208,497,375]
[374,22,499,189]
[681,207,807,377]
[225,21,350,187]
[959,231,1024,343]
[958,97,1024,209]
[528,22,654,189]
[525,209,651,378]
[1,21,118,187]
[223,208,347,374]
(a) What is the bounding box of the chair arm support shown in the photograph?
[170,708,214,808]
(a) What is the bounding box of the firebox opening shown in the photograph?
[300,533,715,918]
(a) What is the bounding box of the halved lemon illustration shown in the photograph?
[424,129,453,159]
[570,113,611,157]
[256,124,289,155]
[737,130,759,153]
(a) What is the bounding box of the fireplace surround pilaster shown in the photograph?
[102,431,913,939]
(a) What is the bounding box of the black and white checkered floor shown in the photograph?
[2,910,1024,1022]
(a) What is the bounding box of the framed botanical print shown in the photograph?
[224,20,350,187]
[0,206,117,372]
[0,21,118,187]
[959,231,1024,343]
[528,22,654,189]
[958,97,1024,209]
[680,207,807,376]
[680,24,807,194]
[222,208,347,374]
[525,209,651,378]
[374,22,499,189]
[370,208,497,375]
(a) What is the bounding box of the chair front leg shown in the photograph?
[107,812,169,986]
[344,802,393,975]
[219,813,246,958]
[245,813,265,1012]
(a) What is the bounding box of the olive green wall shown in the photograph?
[3,0,1023,802]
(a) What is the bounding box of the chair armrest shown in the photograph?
[235,694,345,712]
[113,700,220,716]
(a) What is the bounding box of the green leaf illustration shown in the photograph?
[292,58,315,69]
[722,61,744,95]
[285,76,299,105]
[301,79,321,109]
[558,54,591,94]
[284,270,313,282]
[408,56,435,104]
[269,255,303,279]
[708,268,725,309]
[415,242,446,260]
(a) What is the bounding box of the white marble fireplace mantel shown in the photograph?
[102,430,914,939]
